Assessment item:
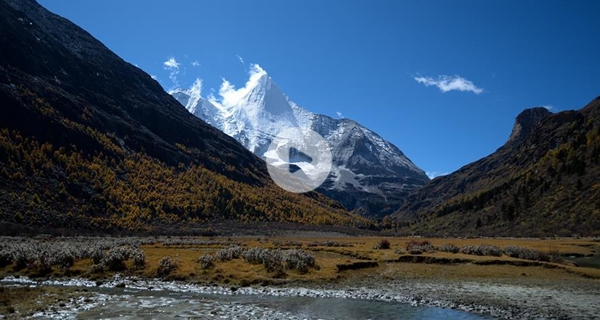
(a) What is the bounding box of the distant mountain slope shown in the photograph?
[0,0,372,233]
[392,98,600,237]
[171,65,429,217]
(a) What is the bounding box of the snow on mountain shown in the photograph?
[169,79,222,129]
[171,64,429,216]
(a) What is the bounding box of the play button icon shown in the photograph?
[264,127,332,193]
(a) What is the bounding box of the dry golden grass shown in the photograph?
[1,236,598,287]
[131,236,600,284]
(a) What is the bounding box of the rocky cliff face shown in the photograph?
[171,65,429,217]
[507,107,552,146]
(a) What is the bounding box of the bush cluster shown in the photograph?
[281,249,317,273]
[306,240,353,247]
[437,243,460,254]
[272,240,303,247]
[459,244,502,256]
[503,246,551,261]
[215,245,244,261]
[241,247,277,270]
[405,240,435,254]
[198,254,216,269]
[99,245,146,271]
[399,242,563,262]
[201,247,315,274]
[161,238,240,247]
[0,236,147,273]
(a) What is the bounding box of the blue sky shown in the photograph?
[38,0,600,177]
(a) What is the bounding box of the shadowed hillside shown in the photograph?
[392,98,600,237]
[0,0,373,234]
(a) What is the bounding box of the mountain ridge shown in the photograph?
[171,65,429,216]
[392,98,600,237]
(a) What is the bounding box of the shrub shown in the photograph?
[130,248,146,268]
[103,246,131,271]
[12,247,29,270]
[459,244,502,256]
[437,243,460,254]
[263,250,283,272]
[91,248,104,265]
[215,245,244,261]
[56,252,75,270]
[157,256,178,276]
[198,254,216,269]
[374,239,391,250]
[281,249,316,274]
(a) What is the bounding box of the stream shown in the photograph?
[3,276,493,319]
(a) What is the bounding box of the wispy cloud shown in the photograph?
[164,57,180,69]
[150,74,158,80]
[542,105,554,111]
[414,75,483,94]
[163,57,181,87]
[191,61,200,67]
[426,171,449,179]
[235,54,245,65]
[336,111,344,118]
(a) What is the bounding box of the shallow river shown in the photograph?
[71,287,491,320]
[4,277,492,319]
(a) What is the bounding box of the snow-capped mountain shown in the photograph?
[170,64,429,216]
[170,79,222,129]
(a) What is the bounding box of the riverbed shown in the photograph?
[2,276,491,319]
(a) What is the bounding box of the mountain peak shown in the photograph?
[508,107,552,145]
[245,63,274,92]
[241,65,294,117]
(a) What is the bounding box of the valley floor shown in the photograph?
[1,235,599,319]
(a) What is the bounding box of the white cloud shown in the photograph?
[426,171,449,179]
[190,78,203,96]
[235,54,245,65]
[336,111,344,118]
[542,105,554,111]
[163,57,180,69]
[163,57,182,87]
[414,75,483,94]
[191,61,200,67]
[210,63,267,108]
[150,75,157,80]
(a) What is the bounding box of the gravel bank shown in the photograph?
[2,275,598,319]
